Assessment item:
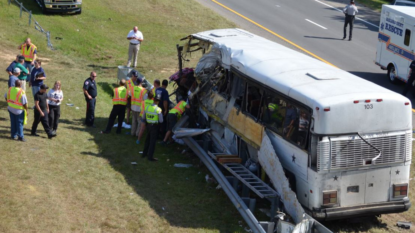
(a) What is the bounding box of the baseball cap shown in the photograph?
[40,84,49,90]
[13,67,21,73]
[131,70,138,77]
[136,77,142,84]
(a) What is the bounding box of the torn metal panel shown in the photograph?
[277,220,295,233]
[222,96,236,121]
[292,219,312,233]
[258,130,305,224]
[173,128,211,138]
[228,107,264,147]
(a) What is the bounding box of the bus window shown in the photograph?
[231,73,246,109]
[296,111,310,148]
[243,84,262,119]
[283,103,298,140]
[261,92,285,134]
[404,29,411,46]
[218,70,232,99]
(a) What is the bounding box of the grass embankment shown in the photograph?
[358,0,391,11]
[0,0,242,232]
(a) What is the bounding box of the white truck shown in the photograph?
[375,5,415,83]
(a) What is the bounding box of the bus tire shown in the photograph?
[387,64,398,84]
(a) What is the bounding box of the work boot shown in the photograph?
[148,158,158,162]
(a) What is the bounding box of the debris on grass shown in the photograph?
[131,162,137,165]
[113,122,131,129]
[397,221,411,229]
[174,163,192,168]
[66,103,74,106]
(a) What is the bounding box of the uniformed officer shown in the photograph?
[343,0,358,41]
[83,72,98,127]
[161,100,190,145]
[101,79,128,134]
[140,92,163,162]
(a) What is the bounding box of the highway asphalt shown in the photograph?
[194,0,415,106]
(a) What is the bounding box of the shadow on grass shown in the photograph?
[69,116,241,231]
[97,82,116,97]
[323,216,388,232]
[87,64,118,70]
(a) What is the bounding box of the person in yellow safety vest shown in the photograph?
[101,79,128,134]
[137,92,154,143]
[5,80,28,141]
[161,100,190,145]
[18,38,37,71]
[268,103,283,126]
[138,93,163,162]
[129,76,146,136]
[125,70,139,125]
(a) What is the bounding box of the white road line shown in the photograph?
[305,19,327,29]
[314,0,379,28]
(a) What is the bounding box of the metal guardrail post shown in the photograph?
[19,2,23,18]
[29,11,32,26]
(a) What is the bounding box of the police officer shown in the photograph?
[141,92,163,162]
[83,72,98,127]
[343,0,358,41]
[136,93,154,144]
[101,79,128,134]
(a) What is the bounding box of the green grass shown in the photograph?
[0,0,244,232]
[358,0,392,11]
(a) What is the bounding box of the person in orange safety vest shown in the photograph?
[101,79,128,134]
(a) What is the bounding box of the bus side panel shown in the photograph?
[266,130,308,182]
[390,164,411,201]
[377,14,386,67]
[340,170,365,206]
[227,108,263,146]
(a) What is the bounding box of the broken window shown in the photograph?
[231,72,246,109]
[261,91,311,149]
[242,83,263,120]
[218,70,232,99]
[261,91,286,135]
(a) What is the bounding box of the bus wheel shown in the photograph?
[387,65,398,84]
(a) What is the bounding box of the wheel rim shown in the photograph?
[389,67,396,81]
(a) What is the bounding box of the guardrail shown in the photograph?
[8,0,54,50]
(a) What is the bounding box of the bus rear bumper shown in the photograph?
[312,197,411,220]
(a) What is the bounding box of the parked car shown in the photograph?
[393,0,415,7]
[34,0,82,14]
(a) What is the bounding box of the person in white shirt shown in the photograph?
[343,0,358,41]
[47,81,64,134]
[126,26,144,68]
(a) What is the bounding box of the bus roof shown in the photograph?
[191,28,409,110]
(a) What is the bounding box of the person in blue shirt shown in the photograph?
[156,79,169,139]
[5,55,23,77]
[29,61,46,106]
[8,68,20,88]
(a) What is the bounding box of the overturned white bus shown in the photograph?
[173,28,412,224]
